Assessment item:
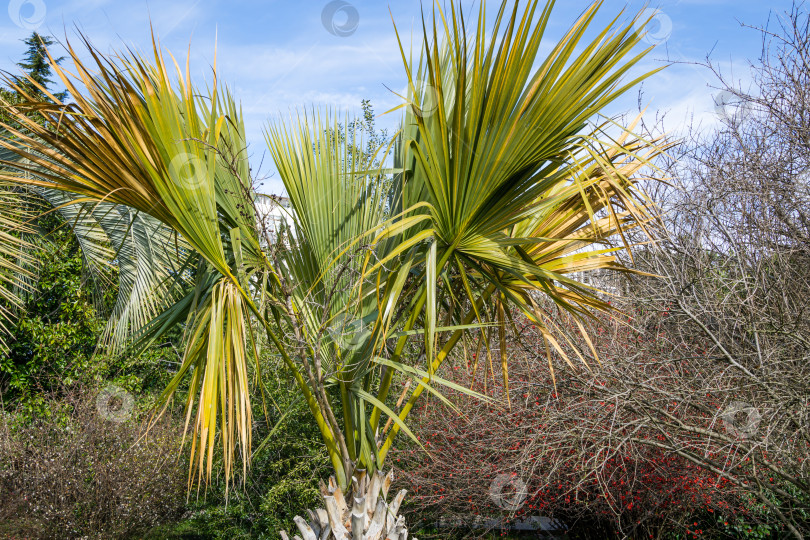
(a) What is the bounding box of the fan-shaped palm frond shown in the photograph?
[48,195,196,354]
[0,34,262,486]
[0,180,36,352]
[366,0,669,459]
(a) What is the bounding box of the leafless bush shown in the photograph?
[605,4,810,537]
[0,386,187,539]
[393,309,756,538]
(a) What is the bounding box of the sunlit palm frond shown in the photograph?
[0,34,240,279]
[265,110,397,485]
[156,275,253,491]
[372,0,668,458]
[0,181,36,352]
[0,34,259,488]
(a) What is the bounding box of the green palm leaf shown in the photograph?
[0,180,36,352]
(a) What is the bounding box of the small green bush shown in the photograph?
[156,376,331,539]
[0,212,112,404]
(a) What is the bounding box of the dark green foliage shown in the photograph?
[0,213,110,404]
[13,33,67,102]
[153,373,331,539]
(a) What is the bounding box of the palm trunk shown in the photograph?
[280,470,414,540]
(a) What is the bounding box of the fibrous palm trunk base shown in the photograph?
[280,469,415,540]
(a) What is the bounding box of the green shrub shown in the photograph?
[0,212,112,404]
[156,375,331,539]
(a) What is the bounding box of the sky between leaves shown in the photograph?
[0,0,795,194]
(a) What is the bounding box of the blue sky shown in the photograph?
[0,0,794,194]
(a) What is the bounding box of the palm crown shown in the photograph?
[0,0,667,493]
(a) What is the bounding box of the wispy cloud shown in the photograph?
[0,0,789,194]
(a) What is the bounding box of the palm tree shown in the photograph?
[0,1,667,537]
